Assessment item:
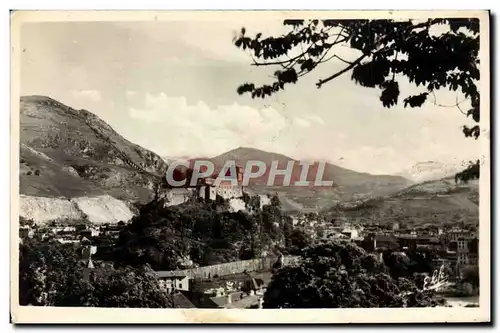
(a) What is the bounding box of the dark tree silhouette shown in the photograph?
[113,196,290,269]
[19,239,81,306]
[19,239,173,307]
[263,240,438,308]
[56,264,173,308]
[234,18,481,181]
[462,266,480,287]
[285,227,311,255]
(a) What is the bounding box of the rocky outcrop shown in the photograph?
[20,195,85,223]
[19,194,136,225]
[19,96,169,204]
[71,195,136,224]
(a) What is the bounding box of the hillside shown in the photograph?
[329,177,479,227]
[19,95,168,206]
[202,147,411,211]
[397,161,464,183]
[113,196,292,270]
[19,194,136,225]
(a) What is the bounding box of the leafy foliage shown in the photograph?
[56,265,172,308]
[19,239,172,307]
[455,160,480,183]
[284,227,312,255]
[19,239,81,306]
[382,248,454,283]
[113,196,294,270]
[461,266,479,287]
[234,18,481,181]
[263,240,437,308]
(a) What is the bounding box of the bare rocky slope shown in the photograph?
[19,194,136,225]
[19,96,169,224]
[328,177,479,227]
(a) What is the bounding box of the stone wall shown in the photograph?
[157,256,300,279]
[198,186,217,201]
[198,185,244,201]
[165,188,193,206]
[216,186,243,200]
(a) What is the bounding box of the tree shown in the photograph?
[270,194,281,208]
[263,240,437,308]
[19,239,173,307]
[56,265,173,308]
[383,251,410,279]
[234,18,480,181]
[462,266,479,287]
[285,228,311,255]
[19,239,81,306]
[113,197,289,269]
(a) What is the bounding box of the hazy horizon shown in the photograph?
[20,19,480,175]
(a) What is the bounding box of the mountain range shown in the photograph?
[18,96,477,221]
[397,161,466,183]
[19,96,169,224]
[329,176,479,227]
[162,147,415,209]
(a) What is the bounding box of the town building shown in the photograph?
[171,292,196,308]
[80,227,100,238]
[164,188,194,206]
[163,164,246,202]
[157,274,191,293]
[100,223,123,239]
[397,235,417,251]
[45,225,78,235]
[457,237,479,270]
[341,226,360,240]
[197,165,245,201]
[362,234,399,251]
[447,229,471,243]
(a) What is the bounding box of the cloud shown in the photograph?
[70,89,102,102]
[20,21,480,176]
[127,93,323,158]
[293,117,311,128]
[126,90,138,101]
[304,115,325,125]
[124,91,479,175]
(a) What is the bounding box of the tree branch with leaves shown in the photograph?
[234,18,481,181]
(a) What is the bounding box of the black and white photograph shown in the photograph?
[10,10,490,323]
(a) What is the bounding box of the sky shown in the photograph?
[19,19,480,175]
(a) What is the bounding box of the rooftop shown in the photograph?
[172,292,196,308]
[225,295,261,309]
[375,234,397,242]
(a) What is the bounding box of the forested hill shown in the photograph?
[111,195,310,271]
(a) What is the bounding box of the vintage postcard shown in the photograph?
[10,10,490,324]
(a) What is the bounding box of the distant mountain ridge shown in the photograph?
[328,177,479,227]
[397,160,464,183]
[175,147,412,211]
[162,156,193,165]
[211,146,410,189]
[18,95,480,224]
